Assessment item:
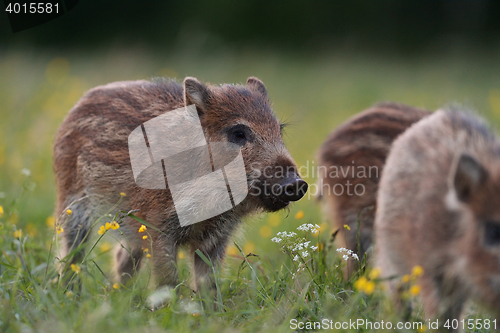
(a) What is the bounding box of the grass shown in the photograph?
[1,46,500,332]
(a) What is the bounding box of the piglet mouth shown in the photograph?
[255,176,308,212]
[262,194,291,212]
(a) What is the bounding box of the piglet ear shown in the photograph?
[184,77,210,113]
[453,153,488,202]
[246,77,268,99]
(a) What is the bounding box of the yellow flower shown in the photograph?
[178,250,185,259]
[26,223,37,237]
[110,221,119,230]
[143,235,148,240]
[120,192,126,197]
[70,264,81,274]
[364,281,375,295]
[259,225,272,238]
[193,312,200,317]
[295,210,304,219]
[98,225,106,236]
[412,265,424,277]
[354,276,376,295]
[13,229,22,238]
[344,224,351,231]
[56,226,64,234]
[105,222,111,230]
[268,214,281,227]
[46,216,55,228]
[226,245,238,256]
[409,284,421,296]
[402,274,411,283]
[0,205,4,218]
[243,242,255,254]
[113,283,120,290]
[417,325,427,332]
[146,254,151,259]
[66,209,72,215]
[369,267,381,280]
[99,242,111,252]
[138,225,147,233]
[354,276,368,291]
[143,248,149,253]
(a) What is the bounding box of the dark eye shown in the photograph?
[234,131,246,140]
[227,125,251,145]
[484,221,500,247]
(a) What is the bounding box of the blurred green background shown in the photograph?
[1,0,500,262]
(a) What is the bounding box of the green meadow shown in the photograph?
[1,47,500,332]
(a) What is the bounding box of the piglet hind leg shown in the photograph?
[150,241,179,288]
[114,245,144,285]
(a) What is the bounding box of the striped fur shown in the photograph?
[317,102,430,267]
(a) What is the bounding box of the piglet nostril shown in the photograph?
[281,179,308,202]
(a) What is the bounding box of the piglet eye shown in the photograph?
[484,221,500,247]
[234,131,246,140]
[227,124,251,146]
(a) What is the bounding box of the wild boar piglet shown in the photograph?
[375,108,500,324]
[53,77,307,290]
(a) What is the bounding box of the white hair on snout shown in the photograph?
[246,168,261,195]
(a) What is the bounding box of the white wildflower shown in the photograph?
[277,231,296,238]
[311,245,318,251]
[293,255,299,262]
[297,224,320,233]
[297,224,308,231]
[337,247,359,261]
[271,237,282,243]
[302,251,309,257]
[21,168,31,176]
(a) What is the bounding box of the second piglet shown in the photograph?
[375,108,500,328]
